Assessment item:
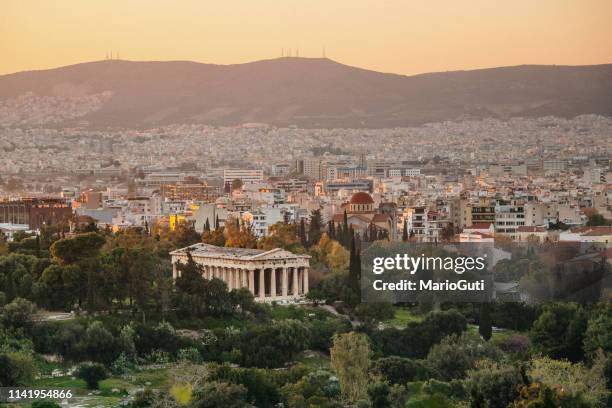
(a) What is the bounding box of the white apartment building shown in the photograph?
[495,203,525,239]
[223,169,264,185]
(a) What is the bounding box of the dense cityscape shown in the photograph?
[1,115,610,245]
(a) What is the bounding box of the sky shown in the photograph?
[2,0,611,76]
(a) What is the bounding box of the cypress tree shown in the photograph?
[299,218,308,247]
[347,236,361,307]
[478,304,493,341]
[402,220,409,242]
[35,234,41,257]
[309,209,322,245]
[342,210,349,245]
[204,218,211,232]
[215,215,220,230]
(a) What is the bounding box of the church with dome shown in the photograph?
[331,192,397,240]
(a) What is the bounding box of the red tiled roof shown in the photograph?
[517,226,547,233]
[350,192,374,204]
[372,214,390,223]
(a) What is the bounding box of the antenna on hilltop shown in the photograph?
[281,48,284,57]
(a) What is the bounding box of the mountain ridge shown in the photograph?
[1,57,611,128]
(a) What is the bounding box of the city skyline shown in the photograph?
[2,0,612,76]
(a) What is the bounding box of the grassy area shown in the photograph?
[383,307,423,328]
[28,367,172,408]
[295,351,331,369]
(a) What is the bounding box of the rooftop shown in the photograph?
[170,243,310,261]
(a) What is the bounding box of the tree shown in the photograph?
[50,233,106,311]
[0,352,36,386]
[478,304,493,341]
[76,363,107,389]
[171,222,201,248]
[426,333,501,381]
[275,319,310,354]
[530,303,587,362]
[368,381,391,408]
[466,360,523,408]
[586,213,610,227]
[309,209,323,246]
[299,219,308,247]
[1,297,36,330]
[231,178,243,191]
[372,357,431,385]
[402,220,408,242]
[31,402,61,408]
[190,381,248,408]
[583,306,612,360]
[84,321,119,365]
[224,217,257,248]
[230,287,255,313]
[526,356,608,407]
[342,210,349,246]
[345,237,361,307]
[37,264,83,310]
[330,332,371,403]
[204,218,211,233]
[354,302,394,326]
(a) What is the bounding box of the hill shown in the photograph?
[1,58,611,128]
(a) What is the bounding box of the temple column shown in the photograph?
[172,262,178,279]
[303,267,309,295]
[282,267,288,298]
[270,268,276,298]
[227,268,233,290]
[298,268,303,294]
[249,269,255,294]
[292,267,299,296]
[259,268,266,299]
[235,268,241,289]
[242,269,248,289]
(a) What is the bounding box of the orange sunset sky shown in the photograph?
[2,0,611,76]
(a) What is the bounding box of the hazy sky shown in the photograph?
[2,0,611,76]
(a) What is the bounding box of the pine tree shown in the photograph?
[402,220,408,242]
[204,218,211,232]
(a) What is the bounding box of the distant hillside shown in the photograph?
[1,58,611,128]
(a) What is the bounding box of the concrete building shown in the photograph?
[0,198,72,229]
[170,243,311,302]
[223,169,264,186]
